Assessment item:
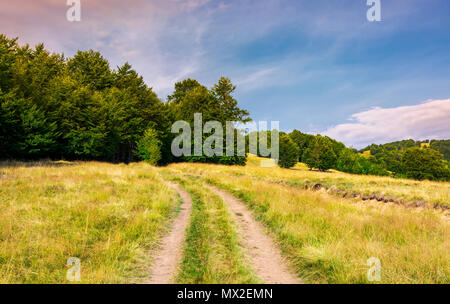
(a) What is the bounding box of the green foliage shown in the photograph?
[168,77,250,165]
[402,147,449,181]
[302,135,337,171]
[278,134,300,168]
[357,156,389,176]
[288,129,315,161]
[337,148,363,174]
[359,139,450,178]
[1,33,448,180]
[136,128,162,165]
[430,140,450,162]
[0,35,169,162]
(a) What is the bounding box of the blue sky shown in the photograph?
[2,0,450,147]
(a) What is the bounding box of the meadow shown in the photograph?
[167,156,449,283]
[178,154,450,209]
[0,157,448,283]
[0,161,179,283]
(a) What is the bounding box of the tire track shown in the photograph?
[205,184,301,284]
[146,182,192,284]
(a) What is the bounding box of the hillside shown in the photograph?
[361,139,450,162]
[1,159,448,283]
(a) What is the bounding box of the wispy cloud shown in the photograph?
[324,99,450,148]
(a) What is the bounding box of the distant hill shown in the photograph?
[360,139,450,162]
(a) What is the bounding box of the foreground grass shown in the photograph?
[178,154,450,209]
[161,170,259,284]
[171,163,449,284]
[0,161,178,283]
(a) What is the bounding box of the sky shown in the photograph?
[1,0,450,148]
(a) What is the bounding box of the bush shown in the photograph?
[136,128,162,165]
[402,147,449,181]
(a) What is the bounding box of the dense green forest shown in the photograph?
[0,34,449,181]
[0,35,249,164]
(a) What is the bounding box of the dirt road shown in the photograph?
[146,182,192,284]
[206,185,301,284]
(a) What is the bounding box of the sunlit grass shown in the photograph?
[0,161,179,283]
[177,154,450,209]
[169,161,449,283]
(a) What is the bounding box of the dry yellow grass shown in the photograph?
[1,158,448,284]
[169,160,449,283]
[0,161,179,283]
[177,154,450,209]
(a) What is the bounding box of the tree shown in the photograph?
[136,128,162,165]
[278,134,300,168]
[67,50,113,90]
[336,148,363,174]
[288,129,315,162]
[168,77,250,165]
[302,135,337,171]
[211,77,251,124]
[402,147,449,181]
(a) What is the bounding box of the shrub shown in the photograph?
[136,128,162,165]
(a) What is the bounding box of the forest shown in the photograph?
[1,34,449,181]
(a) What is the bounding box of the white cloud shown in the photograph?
[324,99,450,148]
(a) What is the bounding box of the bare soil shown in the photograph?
[205,185,301,284]
[145,182,192,284]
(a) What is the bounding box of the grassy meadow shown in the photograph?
[179,154,450,209]
[168,157,449,284]
[0,161,179,283]
[0,157,448,283]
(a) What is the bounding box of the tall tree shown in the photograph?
[278,134,300,168]
[302,135,337,171]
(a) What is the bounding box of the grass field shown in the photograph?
[167,157,449,284]
[0,161,179,283]
[179,154,450,209]
[0,158,448,283]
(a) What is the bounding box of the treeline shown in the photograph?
[0,35,249,164]
[361,139,450,162]
[283,130,450,181]
[1,35,449,181]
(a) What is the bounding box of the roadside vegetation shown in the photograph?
[0,161,179,283]
[170,161,449,283]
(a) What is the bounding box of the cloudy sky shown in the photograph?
[1,0,449,148]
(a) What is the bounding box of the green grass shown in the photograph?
[161,171,259,284]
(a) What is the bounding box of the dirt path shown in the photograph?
[146,182,192,284]
[205,185,301,284]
